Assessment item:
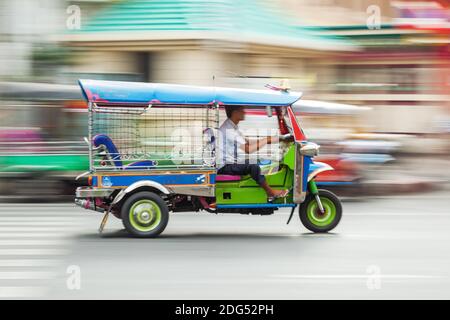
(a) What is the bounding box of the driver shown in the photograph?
[217,105,291,199]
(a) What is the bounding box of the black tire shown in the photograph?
[121,191,169,238]
[299,189,342,233]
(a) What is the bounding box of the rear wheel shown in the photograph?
[299,189,342,233]
[121,191,169,238]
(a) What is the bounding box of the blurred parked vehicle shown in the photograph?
[0,82,88,199]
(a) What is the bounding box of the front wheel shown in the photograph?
[299,189,342,233]
[121,191,169,238]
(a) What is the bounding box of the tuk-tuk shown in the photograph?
[75,79,342,237]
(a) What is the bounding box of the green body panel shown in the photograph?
[0,154,89,172]
[215,145,296,205]
[281,145,295,170]
[215,185,268,205]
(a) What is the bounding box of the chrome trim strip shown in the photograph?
[76,187,115,198]
[166,185,215,197]
[111,180,171,206]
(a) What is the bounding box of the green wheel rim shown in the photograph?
[129,199,162,232]
[306,197,336,227]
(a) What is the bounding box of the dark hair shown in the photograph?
[225,106,243,118]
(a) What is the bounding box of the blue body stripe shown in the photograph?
[307,160,333,183]
[217,203,296,209]
[302,156,312,192]
[101,173,207,187]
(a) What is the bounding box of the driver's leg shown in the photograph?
[217,163,248,176]
[218,164,261,182]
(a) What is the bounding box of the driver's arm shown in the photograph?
[241,136,279,154]
[240,133,294,154]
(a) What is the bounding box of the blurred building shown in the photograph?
[287,0,450,136]
[63,0,356,90]
[1,0,449,144]
[0,0,69,80]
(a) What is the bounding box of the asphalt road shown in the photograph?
[0,190,450,299]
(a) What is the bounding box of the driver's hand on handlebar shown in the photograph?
[279,133,294,142]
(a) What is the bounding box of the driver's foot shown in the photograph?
[269,189,289,198]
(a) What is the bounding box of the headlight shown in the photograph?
[300,143,320,157]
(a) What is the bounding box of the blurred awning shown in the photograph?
[0,82,82,101]
[63,0,357,52]
[292,99,371,115]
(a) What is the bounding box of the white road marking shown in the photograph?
[0,227,80,232]
[0,222,82,226]
[0,212,83,215]
[0,233,69,238]
[273,274,444,279]
[0,240,67,246]
[0,271,55,280]
[0,217,83,221]
[0,287,48,298]
[0,248,67,255]
[0,209,82,299]
[0,213,82,217]
[0,259,59,267]
[0,206,76,208]
[291,234,450,240]
[345,234,450,240]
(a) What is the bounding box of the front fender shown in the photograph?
[307,161,334,182]
[112,180,171,205]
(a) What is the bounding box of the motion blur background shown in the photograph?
[0,0,449,199]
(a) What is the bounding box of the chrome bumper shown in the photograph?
[75,187,115,198]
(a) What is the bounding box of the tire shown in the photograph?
[299,189,342,233]
[121,191,169,238]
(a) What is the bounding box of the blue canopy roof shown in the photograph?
[78,79,302,107]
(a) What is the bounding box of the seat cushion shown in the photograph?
[92,134,122,167]
[216,175,241,182]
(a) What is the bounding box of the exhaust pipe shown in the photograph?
[75,198,104,213]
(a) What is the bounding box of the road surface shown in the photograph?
[0,190,449,299]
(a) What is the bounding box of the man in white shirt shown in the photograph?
[217,106,290,198]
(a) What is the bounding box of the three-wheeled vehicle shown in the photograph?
[75,79,342,237]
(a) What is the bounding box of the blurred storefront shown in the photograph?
[62,0,450,146]
[63,0,356,89]
[0,0,67,79]
[282,0,450,154]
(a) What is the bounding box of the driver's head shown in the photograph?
[225,106,245,123]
